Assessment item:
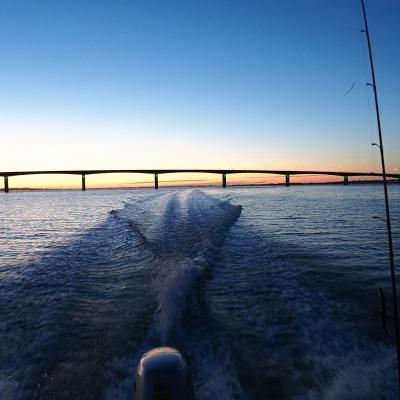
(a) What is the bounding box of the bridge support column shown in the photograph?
[4,176,9,193]
[344,176,349,185]
[222,173,227,188]
[81,174,86,191]
[154,173,159,189]
[285,174,290,186]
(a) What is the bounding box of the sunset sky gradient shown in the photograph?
[1,0,399,188]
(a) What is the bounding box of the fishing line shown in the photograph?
[344,81,356,96]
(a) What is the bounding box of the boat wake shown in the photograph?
[105,189,243,398]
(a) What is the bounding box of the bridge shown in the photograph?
[1,169,399,192]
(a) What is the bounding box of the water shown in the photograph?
[0,185,399,399]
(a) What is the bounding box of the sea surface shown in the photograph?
[0,185,399,400]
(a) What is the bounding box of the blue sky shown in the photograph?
[0,0,399,185]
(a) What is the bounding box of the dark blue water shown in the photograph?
[0,185,399,399]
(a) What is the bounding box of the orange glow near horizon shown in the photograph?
[2,172,388,190]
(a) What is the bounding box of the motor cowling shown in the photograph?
[134,347,195,400]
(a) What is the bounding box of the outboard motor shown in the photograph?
[134,347,195,400]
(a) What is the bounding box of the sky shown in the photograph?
[1,0,399,188]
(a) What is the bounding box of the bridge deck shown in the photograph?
[1,169,399,192]
[1,169,399,178]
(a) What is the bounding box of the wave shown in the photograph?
[3,187,395,399]
[103,189,243,399]
[112,189,242,346]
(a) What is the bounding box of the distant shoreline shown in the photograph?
[4,179,399,192]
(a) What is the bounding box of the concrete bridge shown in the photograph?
[1,169,399,192]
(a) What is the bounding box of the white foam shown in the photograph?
[155,256,206,345]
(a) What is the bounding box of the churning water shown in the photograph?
[0,185,399,399]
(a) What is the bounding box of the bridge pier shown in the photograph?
[285,174,290,186]
[344,176,349,185]
[222,173,227,188]
[154,173,159,189]
[81,174,86,191]
[4,176,9,193]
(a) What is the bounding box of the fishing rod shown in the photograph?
[360,0,400,389]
